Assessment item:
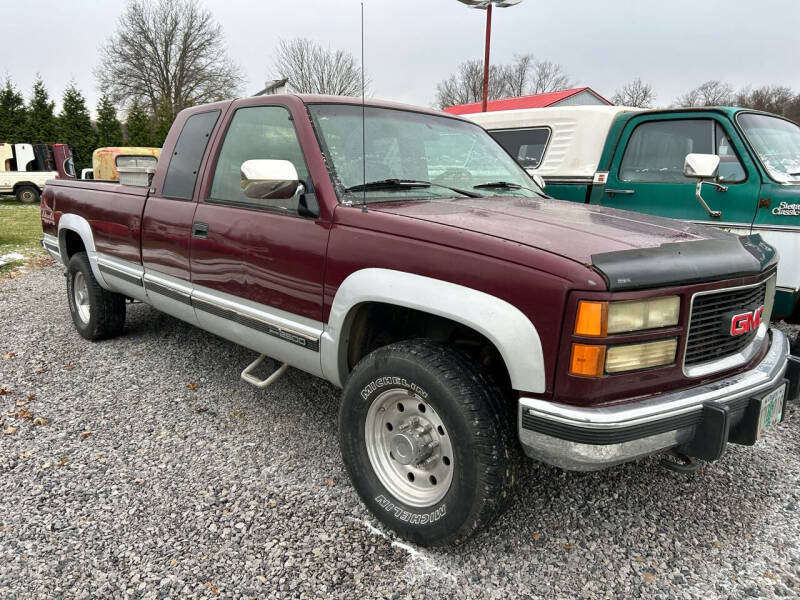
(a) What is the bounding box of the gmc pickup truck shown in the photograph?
[41,95,791,545]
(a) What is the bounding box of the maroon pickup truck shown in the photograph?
[41,95,791,545]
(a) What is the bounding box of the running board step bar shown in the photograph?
[241,354,289,389]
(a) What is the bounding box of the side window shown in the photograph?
[489,127,551,169]
[714,122,746,182]
[162,110,220,200]
[620,119,713,183]
[209,106,313,212]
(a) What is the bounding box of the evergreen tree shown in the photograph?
[25,76,57,144]
[58,82,97,171]
[0,78,27,142]
[95,94,123,147]
[125,99,152,146]
[151,97,174,148]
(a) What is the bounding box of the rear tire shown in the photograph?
[15,185,39,204]
[66,252,126,340]
[338,339,519,546]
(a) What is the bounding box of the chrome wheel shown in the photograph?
[365,388,454,508]
[73,271,90,323]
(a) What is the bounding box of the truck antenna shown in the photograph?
[361,1,367,213]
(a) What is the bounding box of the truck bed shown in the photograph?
[41,179,149,265]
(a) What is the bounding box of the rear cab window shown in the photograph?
[488,127,551,169]
[162,110,221,200]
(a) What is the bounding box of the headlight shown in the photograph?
[575,296,680,336]
[569,338,678,377]
[605,338,678,373]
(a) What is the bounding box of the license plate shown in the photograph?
[757,384,786,439]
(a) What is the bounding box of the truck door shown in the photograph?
[189,103,328,375]
[600,114,759,230]
[141,109,222,325]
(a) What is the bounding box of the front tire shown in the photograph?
[339,339,519,546]
[15,185,39,204]
[66,252,126,340]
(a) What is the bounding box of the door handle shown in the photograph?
[605,188,635,195]
[192,222,208,238]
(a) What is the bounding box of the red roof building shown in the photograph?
[443,86,612,115]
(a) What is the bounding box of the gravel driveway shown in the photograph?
[1,265,799,599]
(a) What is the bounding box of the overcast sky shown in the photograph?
[3,0,799,113]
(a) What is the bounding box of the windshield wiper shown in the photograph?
[345,178,480,197]
[473,181,545,197]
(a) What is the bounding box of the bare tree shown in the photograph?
[273,38,366,96]
[612,78,656,108]
[96,0,243,116]
[435,55,573,109]
[675,80,734,107]
[529,60,572,94]
[501,54,534,97]
[435,59,508,108]
[734,85,800,121]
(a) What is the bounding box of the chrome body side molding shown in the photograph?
[143,269,197,325]
[88,252,325,379]
[96,254,148,302]
[42,233,60,262]
[191,284,324,378]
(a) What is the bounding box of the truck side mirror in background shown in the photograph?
[683,153,726,219]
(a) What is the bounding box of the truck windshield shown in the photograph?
[309,104,542,202]
[738,113,800,183]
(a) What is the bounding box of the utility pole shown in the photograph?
[457,1,523,112]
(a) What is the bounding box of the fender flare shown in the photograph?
[57,213,108,287]
[320,268,546,393]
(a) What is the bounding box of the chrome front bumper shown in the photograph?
[518,329,790,471]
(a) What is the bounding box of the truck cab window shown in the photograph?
[714,122,746,182]
[489,127,551,169]
[162,110,220,200]
[620,119,714,183]
[209,106,313,212]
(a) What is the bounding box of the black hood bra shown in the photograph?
[591,234,778,291]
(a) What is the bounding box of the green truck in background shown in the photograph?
[467,105,800,319]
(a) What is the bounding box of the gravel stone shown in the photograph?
[1,265,799,599]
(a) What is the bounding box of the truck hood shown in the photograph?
[369,196,777,290]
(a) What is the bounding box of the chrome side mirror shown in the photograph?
[683,153,720,179]
[241,159,302,201]
[531,173,546,190]
[683,153,726,219]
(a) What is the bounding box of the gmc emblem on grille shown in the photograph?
[728,306,764,336]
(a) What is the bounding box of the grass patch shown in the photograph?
[0,196,48,277]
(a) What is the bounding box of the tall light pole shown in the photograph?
[458,1,523,112]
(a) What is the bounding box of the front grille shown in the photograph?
[684,281,767,367]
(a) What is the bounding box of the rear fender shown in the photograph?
[57,214,109,288]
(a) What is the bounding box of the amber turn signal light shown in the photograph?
[569,344,606,377]
[574,301,608,337]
